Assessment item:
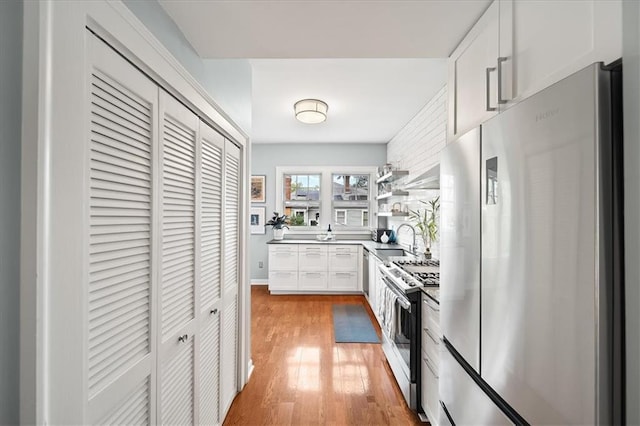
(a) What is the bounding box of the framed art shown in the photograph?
[250,207,266,234]
[251,175,266,203]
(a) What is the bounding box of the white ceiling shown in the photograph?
[158,0,491,143]
[250,58,447,143]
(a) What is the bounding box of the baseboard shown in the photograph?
[250,279,268,286]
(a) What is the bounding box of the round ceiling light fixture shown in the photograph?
[294,99,328,124]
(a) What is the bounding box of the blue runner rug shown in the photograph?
[332,304,380,343]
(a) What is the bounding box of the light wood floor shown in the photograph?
[223,286,422,426]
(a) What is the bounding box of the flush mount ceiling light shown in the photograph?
[294,99,328,124]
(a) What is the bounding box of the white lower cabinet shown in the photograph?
[268,244,361,293]
[328,271,358,291]
[421,293,442,426]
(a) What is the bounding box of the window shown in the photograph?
[332,174,369,228]
[276,167,375,233]
[283,174,321,226]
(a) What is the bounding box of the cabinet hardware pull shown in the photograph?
[210,308,218,315]
[425,328,440,345]
[423,298,440,312]
[423,356,439,379]
[178,334,189,343]
[497,57,508,104]
[485,66,497,112]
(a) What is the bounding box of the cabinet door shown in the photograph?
[221,140,241,414]
[298,245,328,271]
[448,0,499,141]
[87,34,157,425]
[269,270,299,291]
[299,271,328,291]
[328,271,359,291]
[158,91,199,425]
[328,246,359,271]
[268,246,298,271]
[505,0,621,106]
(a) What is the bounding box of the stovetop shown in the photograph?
[393,259,440,287]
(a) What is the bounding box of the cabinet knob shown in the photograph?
[178,334,189,343]
[210,308,218,315]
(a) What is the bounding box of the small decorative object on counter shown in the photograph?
[409,196,440,259]
[265,212,289,240]
[380,231,390,244]
[325,224,334,240]
[389,226,397,243]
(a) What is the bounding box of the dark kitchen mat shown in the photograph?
[332,304,380,344]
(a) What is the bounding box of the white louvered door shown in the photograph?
[87,35,158,425]
[199,122,225,425]
[221,140,241,413]
[86,33,242,426]
[158,91,200,425]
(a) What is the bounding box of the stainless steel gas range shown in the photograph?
[377,258,439,412]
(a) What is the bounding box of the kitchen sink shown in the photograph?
[375,248,406,257]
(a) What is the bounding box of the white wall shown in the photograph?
[0,0,22,423]
[623,1,640,423]
[385,85,447,257]
[250,143,387,281]
[123,0,252,135]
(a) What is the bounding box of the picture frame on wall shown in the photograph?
[251,175,266,203]
[250,207,266,234]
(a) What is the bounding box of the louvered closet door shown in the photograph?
[221,140,241,414]
[199,122,225,425]
[86,34,157,425]
[158,91,199,425]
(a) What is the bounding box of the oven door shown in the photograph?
[379,272,419,410]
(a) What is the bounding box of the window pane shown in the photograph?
[332,174,369,228]
[283,174,321,226]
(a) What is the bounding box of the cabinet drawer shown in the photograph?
[299,271,328,291]
[422,327,441,371]
[421,354,440,426]
[328,247,359,271]
[422,295,441,336]
[328,271,359,291]
[298,245,328,271]
[269,246,298,271]
[268,270,298,290]
[328,245,358,254]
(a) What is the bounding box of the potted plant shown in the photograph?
[265,212,289,240]
[409,196,440,259]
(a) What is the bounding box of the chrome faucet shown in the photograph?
[396,223,417,254]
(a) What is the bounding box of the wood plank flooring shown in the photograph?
[223,286,422,425]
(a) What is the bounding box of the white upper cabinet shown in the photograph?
[448,1,500,142]
[448,0,622,141]
[503,0,622,106]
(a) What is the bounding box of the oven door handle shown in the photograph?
[380,275,411,310]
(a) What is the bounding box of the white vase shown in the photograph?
[273,228,285,240]
[380,231,389,243]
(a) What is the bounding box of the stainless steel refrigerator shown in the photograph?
[439,63,624,425]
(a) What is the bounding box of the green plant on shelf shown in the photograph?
[409,196,440,252]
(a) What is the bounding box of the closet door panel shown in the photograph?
[87,33,157,424]
[200,310,221,425]
[221,141,241,413]
[200,123,224,313]
[158,91,199,424]
[159,92,198,341]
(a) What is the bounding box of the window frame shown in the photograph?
[275,166,377,235]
